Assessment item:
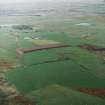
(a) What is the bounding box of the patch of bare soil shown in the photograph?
[0,59,14,69]
[76,88,105,98]
[10,95,35,105]
[77,15,105,23]
[78,44,105,52]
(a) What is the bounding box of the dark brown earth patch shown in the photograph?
[10,95,35,105]
[76,88,105,98]
[0,59,14,69]
[78,44,105,52]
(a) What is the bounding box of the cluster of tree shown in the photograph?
[12,25,33,30]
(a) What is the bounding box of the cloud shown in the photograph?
[0,0,51,3]
[0,0,100,4]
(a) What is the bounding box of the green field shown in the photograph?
[26,84,105,105]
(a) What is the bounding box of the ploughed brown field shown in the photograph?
[76,88,105,98]
[0,59,14,69]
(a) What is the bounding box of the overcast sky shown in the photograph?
[0,0,51,3]
[0,0,90,3]
[0,0,100,4]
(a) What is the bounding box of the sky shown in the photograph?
[0,0,88,4]
[0,0,100,4]
[0,0,51,3]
